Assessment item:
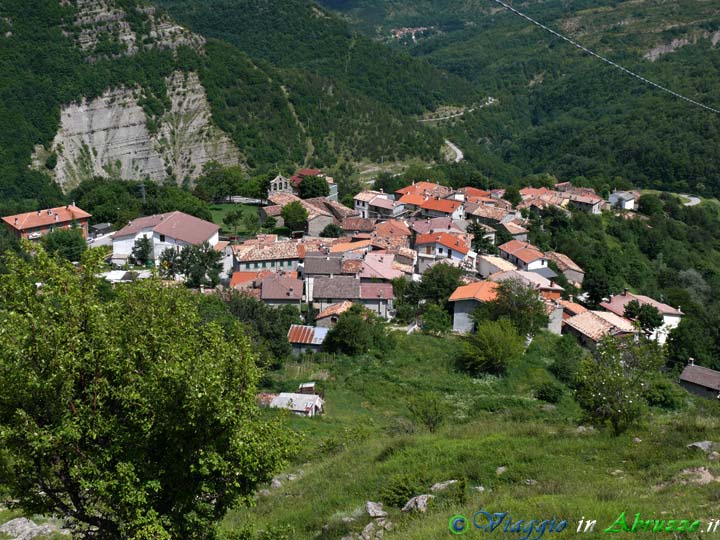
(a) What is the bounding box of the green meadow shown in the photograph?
[223,333,720,539]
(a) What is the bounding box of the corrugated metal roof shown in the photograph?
[287,325,329,345]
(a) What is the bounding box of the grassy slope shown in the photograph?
[223,333,720,539]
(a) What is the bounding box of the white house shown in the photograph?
[600,290,683,345]
[498,240,548,272]
[608,191,638,211]
[112,211,219,266]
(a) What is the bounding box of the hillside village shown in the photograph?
[3,171,717,409]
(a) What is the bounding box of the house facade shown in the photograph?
[498,240,548,272]
[679,362,720,399]
[600,290,683,345]
[2,205,91,241]
[448,281,500,333]
[112,211,219,266]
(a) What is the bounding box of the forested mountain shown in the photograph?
[0,0,473,214]
[320,0,720,196]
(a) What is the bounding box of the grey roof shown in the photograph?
[260,276,303,301]
[529,267,558,280]
[680,364,720,391]
[313,276,361,299]
[303,254,344,275]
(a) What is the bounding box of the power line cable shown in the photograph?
[489,0,720,115]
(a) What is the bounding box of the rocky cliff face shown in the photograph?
[33,71,240,192]
[62,0,204,61]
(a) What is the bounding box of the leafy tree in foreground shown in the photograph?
[473,279,548,336]
[575,337,664,435]
[281,201,308,232]
[458,319,524,375]
[298,175,329,199]
[42,228,87,262]
[0,247,297,540]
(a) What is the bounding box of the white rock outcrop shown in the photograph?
[33,71,240,192]
[63,0,204,61]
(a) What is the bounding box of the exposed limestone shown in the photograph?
[33,71,240,192]
[644,30,720,61]
[63,0,204,61]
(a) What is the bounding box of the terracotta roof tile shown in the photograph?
[416,232,469,255]
[115,211,218,245]
[316,301,354,320]
[3,205,91,231]
[449,281,499,302]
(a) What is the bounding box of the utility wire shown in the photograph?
[489,0,720,115]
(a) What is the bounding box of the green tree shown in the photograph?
[242,211,261,236]
[223,209,244,235]
[179,242,223,288]
[42,228,87,262]
[623,299,664,336]
[324,305,391,356]
[583,267,611,307]
[418,263,463,308]
[281,201,309,232]
[226,293,301,364]
[468,222,497,254]
[320,223,343,238]
[473,279,548,336]
[421,304,451,335]
[504,186,522,207]
[407,392,448,433]
[298,176,330,199]
[0,247,296,540]
[576,337,664,435]
[637,194,664,216]
[131,236,153,266]
[458,319,524,375]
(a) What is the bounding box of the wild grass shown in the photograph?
[222,333,720,539]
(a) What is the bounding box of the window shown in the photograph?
[254,262,259,269]
[159,234,166,242]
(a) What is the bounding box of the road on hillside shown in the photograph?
[445,139,464,163]
[681,194,701,207]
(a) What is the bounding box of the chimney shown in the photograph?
[623,288,629,296]
[689,357,695,366]
[14,218,18,226]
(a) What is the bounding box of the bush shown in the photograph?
[458,319,524,375]
[407,392,449,433]
[535,381,564,404]
[644,378,685,410]
[548,335,584,387]
[380,474,427,508]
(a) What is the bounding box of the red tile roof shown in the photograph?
[416,232,469,255]
[420,198,462,214]
[3,205,91,231]
[330,240,372,253]
[449,281,499,302]
[375,219,411,237]
[396,181,445,196]
[398,193,425,206]
[316,301,354,320]
[115,211,218,245]
[600,291,683,317]
[459,187,491,198]
[230,270,274,289]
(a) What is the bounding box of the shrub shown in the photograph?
[548,335,584,387]
[407,392,449,433]
[535,381,564,404]
[380,474,426,508]
[644,378,685,410]
[458,319,524,375]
